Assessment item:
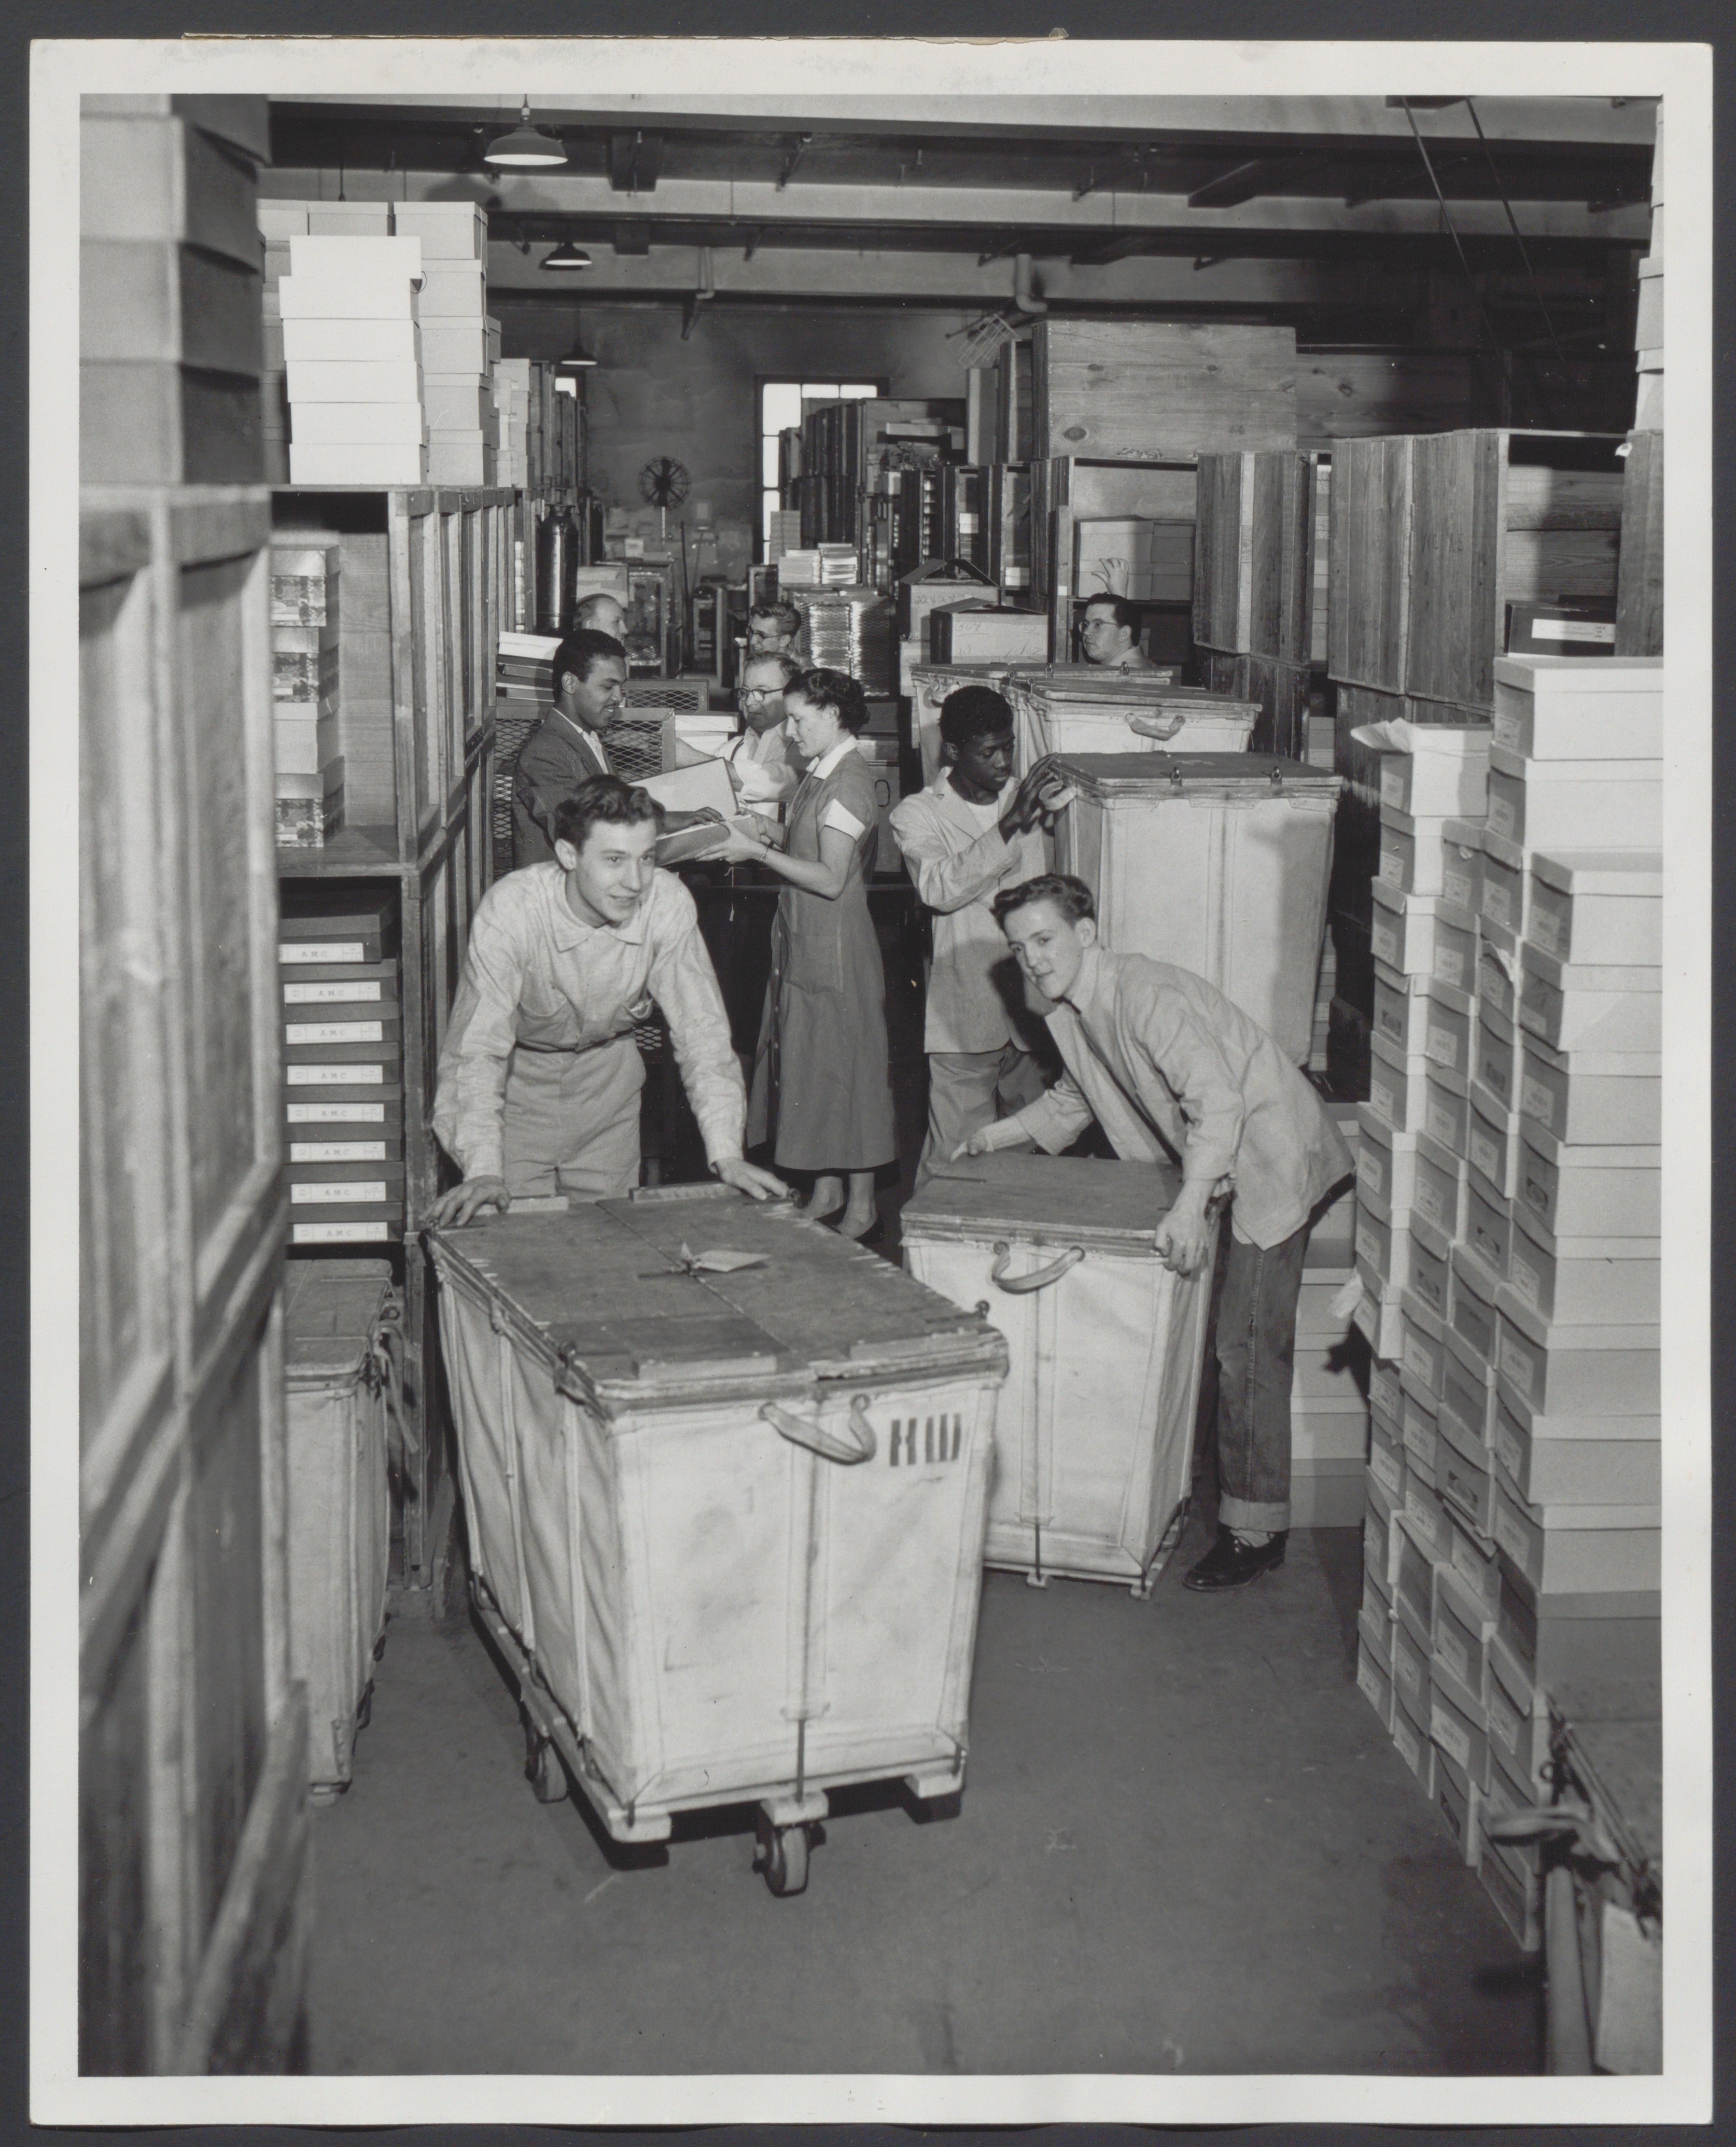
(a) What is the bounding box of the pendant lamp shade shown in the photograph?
[540,240,594,271]
[484,99,568,169]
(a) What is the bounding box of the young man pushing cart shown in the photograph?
[957,873,1352,1593]
[429,775,786,1225]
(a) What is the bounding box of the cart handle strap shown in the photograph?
[990,1242,1085,1294]
[1127,710,1187,741]
[760,1397,877,1465]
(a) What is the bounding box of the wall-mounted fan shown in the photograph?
[638,455,691,538]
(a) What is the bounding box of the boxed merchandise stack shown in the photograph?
[767,509,804,562]
[257,201,303,481]
[802,585,896,697]
[272,543,343,848]
[279,896,405,1245]
[282,233,428,486]
[494,356,531,488]
[1289,1111,1367,1525]
[1351,656,1662,1953]
[398,201,494,485]
[776,544,858,590]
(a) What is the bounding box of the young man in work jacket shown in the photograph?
[430,776,788,1225]
[958,873,1353,1593]
[889,685,1074,1190]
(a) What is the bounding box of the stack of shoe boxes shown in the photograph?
[399,202,495,485]
[283,232,428,486]
[279,897,405,1245]
[494,357,531,489]
[1290,1112,1368,1525]
[271,543,343,848]
[1352,655,1663,1952]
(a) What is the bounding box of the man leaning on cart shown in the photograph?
[957,872,1353,1594]
[428,774,788,1226]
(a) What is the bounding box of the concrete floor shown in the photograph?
[305,1515,1541,2076]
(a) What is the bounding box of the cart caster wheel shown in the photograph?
[755,1816,810,1897]
[526,1736,567,1804]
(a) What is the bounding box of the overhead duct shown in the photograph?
[1013,251,1048,314]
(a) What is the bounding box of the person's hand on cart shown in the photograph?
[713,1156,791,1201]
[1000,755,1076,839]
[428,1174,511,1228]
[950,1119,1028,1162]
[1154,1178,1220,1277]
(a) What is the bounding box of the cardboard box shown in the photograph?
[1516,1126,1660,1238]
[1377,729,1491,819]
[1486,743,1662,851]
[288,234,423,282]
[1474,1001,1518,1114]
[1429,901,1478,994]
[1506,1208,1659,1328]
[1427,1659,1490,1793]
[1432,1743,1483,1867]
[306,202,391,236]
[1491,655,1663,760]
[287,401,426,446]
[1406,1210,1452,1323]
[418,319,489,373]
[1448,1512,1503,1622]
[1495,1563,1661,1711]
[1518,946,1661,1055]
[289,441,428,485]
[287,358,423,404]
[1492,1471,1660,1599]
[278,273,419,321]
[1398,1290,1447,1403]
[1477,915,1520,1021]
[1355,1107,1419,1211]
[414,260,487,316]
[1466,1083,1524,1199]
[1366,1031,1431,1134]
[1373,961,1433,1057]
[1411,1129,1465,1236]
[1439,818,1483,915]
[1390,1704,1436,1799]
[1377,806,1455,897]
[1434,1400,1497,1538]
[281,317,421,365]
[1448,1242,1502,1362]
[1528,850,1662,966]
[424,376,491,430]
[1369,885,1442,977]
[1356,1638,1394,1731]
[1518,1035,1661,1146]
[390,201,487,259]
[1422,980,1476,1083]
[1503,603,1617,659]
[1399,1391,1438,1485]
[1422,1066,1470,1157]
[1491,1377,1660,1507]
[1440,1324,1496,1448]
[1476,829,1533,937]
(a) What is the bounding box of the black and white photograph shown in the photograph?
[35,26,1715,2128]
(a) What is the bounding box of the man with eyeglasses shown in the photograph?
[718,650,805,822]
[747,597,806,663]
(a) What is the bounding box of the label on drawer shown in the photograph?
[292,1220,391,1244]
[1431,1700,1473,1774]
[286,1019,385,1045]
[1499,1331,1535,1394]
[1435,1626,1472,1688]
[287,1101,387,1124]
[1521,1074,1555,1128]
[1426,1022,1460,1069]
[286,1062,385,1086]
[289,1140,388,1162]
[284,979,383,1004]
[1508,1248,1543,1312]
[282,939,365,964]
[291,1179,389,1204]
[1433,944,1468,989]
[1468,1124,1501,1182]
[1494,1499,1531,1565]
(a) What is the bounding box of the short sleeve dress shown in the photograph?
[747,739,897,1172]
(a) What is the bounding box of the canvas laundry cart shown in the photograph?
[283,1257,400,1798]
[1006,673,1259,771]
[901,1154,1216,1595]
[429,1185,1007,1896]
[908,659,1186,786]
[1055,751,1342,1064]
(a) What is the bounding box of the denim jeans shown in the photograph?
[1212,1218,1310,1534]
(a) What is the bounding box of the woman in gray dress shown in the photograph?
[718,667,895,1238]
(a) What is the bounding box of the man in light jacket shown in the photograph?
[890,685,1073,1189]
[959,872,1353,1594]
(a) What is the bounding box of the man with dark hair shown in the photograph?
[962,872,1352,1594]
[1081,592,1156,671]
[747,597,805,661]
[890,685,1074,1187]
[511,627,629,871]
[431,773,787,1225]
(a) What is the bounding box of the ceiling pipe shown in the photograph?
[1012,251,1047,314]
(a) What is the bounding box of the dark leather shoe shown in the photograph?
[1183,1525,1289,1592]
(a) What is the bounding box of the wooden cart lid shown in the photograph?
[429,1191,1003,1404]
[1056,750,1342,798]
[902,1153,1184,1255]
[283,1256,394,1380]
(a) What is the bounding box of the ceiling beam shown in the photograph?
[1187,159,1277,210]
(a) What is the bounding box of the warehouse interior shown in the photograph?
[77,85,1665,2085]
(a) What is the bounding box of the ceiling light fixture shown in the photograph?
[555,334,599,372]
[484,97,568,169]
[540,239,594,271]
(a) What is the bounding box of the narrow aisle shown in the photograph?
[305,1521,1539,2076]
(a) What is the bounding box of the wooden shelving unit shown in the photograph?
[270,483,514,1589]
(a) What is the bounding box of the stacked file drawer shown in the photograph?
[1353,656,1662,1950]
[272,543,343,847]
[283,233,429,487]
[401,202,494,484]
[280,898,405,1245]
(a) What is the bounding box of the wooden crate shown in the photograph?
[1295,350,1479,447]
[274,486,514,1586]
[80,489,308,2072]
[1005,319,1298,465]
[1031,455,1196,664]
[1402,431,1625,714]
[1327,434,1414,696]
[1192,450,1323,664]
[1242,652,1314,763]
[1615,431,1663,657]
